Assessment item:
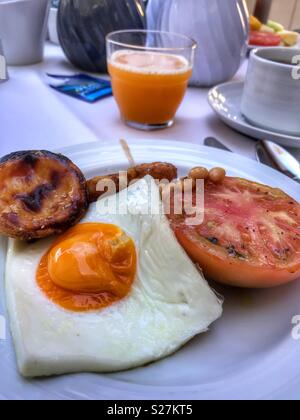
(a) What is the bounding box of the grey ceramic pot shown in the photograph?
[58,0,146,72]
[147,0,249,87]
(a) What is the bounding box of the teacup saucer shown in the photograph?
[208,81,300,149]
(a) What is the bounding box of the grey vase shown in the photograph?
[58,0,146,73]
[147,0,249,87]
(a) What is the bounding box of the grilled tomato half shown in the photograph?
[167,177,300,288]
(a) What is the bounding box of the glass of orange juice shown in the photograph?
[106,30,197,130]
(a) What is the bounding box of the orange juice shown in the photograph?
[108,50,192,127]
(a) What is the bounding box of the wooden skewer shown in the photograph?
[120,139,135,167]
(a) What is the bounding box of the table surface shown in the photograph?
[1,42,300,162]
[1,42,300,401]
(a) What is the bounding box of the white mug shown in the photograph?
[0,0,50,66]
[241,48,300,136]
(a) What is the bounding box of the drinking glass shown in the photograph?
[107,30,196,130]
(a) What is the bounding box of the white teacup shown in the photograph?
[0,0,50,66]
[241,48,300,136]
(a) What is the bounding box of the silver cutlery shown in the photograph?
[204,137,232,152]
[256,140,300,184]
[204,137,300,184]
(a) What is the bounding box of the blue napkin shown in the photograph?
[48,73,113,103]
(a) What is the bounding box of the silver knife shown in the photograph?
[256,140,300,184]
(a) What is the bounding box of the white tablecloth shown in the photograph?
[1,43,299,162]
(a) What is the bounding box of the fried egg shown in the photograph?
[6,176,222,377]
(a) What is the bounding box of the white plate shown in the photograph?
[1,140,300,400]
[208,82,300,149]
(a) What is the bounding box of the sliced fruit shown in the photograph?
[278,30,299,47]
[250,15,262,31]
[261,24,275,34]
[267,20,285,33]
[250,31,282,47]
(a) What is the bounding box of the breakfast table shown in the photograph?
[2,41,300,402]
[1,42,300,163]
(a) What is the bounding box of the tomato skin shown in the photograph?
[174,227,300,289]
[250,30,281,47]
[168,177,300,289]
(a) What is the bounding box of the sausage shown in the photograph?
[87,162,178,202]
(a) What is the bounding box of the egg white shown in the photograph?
[6,176,223,377]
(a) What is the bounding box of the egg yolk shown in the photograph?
[36,223,137,312]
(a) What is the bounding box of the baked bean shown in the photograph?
[189,167,209,181]
[209,167,226,183]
